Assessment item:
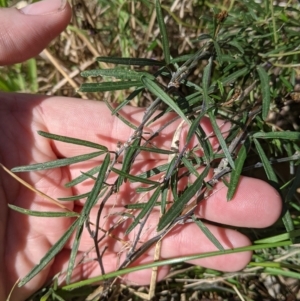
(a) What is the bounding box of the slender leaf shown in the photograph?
[135,163,169,179]
[141,76,190,124]
[192,215,224,251]
[79,81,143,92]
[221,67,249,86]
[66,153,110,283]
[257,66,270,120]
[186,110,206,144]
[96,56,164,66]
[208,110,235,169]
[181,156,200,178]
[253,131,300,140]
[19,218,80,287]
[125,186,161,235]
[202,57,213,109]
[81,68,154,80]
[8,204,79,218]
[38,131,108,151]
[11,151,104,172]
[111,167,159,185]
[58,191,90,201]
[116,138,141,190]
[227,144,247,200]
[253,139,277,181]
[104,99,138,130]
[65,165,102,188]
[157,165,210,231]
[155,0,170,64]
[133,145,175,155]
[135,185,159,193]
[125,201,164,209]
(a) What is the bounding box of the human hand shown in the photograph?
[0,1,282,300]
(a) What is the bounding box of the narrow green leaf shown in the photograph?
[221,67,249,86]
[104,99,138,130]
[135,185,159,193]
[155,0,170,64]
[141,76,190,124]
[79,81,143,92]
[181,156,200,177]
[96,57,164,66]
[81,68,155,81]
[19,218,80,287]
[125,201,164,209]
[8,204,79,218]
[11,151,104,172]
[227,144,247,200]
[66,153,110,283]
[126,186,161,235]
[135,163,169,179]
[202,56,213,106]
[186,110,206,144]
[65,165,101,188]
[116,138,141,190]
[208,110,235,170]
[160,183,168,214]
[133,145,175,155]
[212,40,223,65]
[253,131,300,140]
[58,191,90,201]
[253,139,277,181]
[257,66,270,120]
[38,131,108,151]
[192,215,224,251]
[282,210,295,234]
[157,165,210,231]
[66,223,84,284]
[111,167,159,185]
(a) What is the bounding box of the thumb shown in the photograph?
[0,0,71,65]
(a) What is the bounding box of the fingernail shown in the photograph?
[20,0,67,15]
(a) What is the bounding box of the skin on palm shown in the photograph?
[0,1,282,300]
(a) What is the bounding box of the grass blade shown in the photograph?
[157,165,210,231]
[38,131,108,151]
[141,76,189,123]
[81,68,155,81]
[8,204,79,218]
[11,151,104,172]
[79,81,143,92]
[104,99,138,130]
[19,218,80,287]
[257,66,270,120]
[66,153,110,283]
[208,110,235,169]
[253,139,277,181]
[96,57,164,66]
[227,144,247,200]
[155,0,170,64]
[192,215,224,251]
[125,186,161,235]
[253,131,300,140]
[112,167,159,185]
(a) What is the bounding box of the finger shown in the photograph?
[196,176,282,228]
[51,222,252,286]
[0,0,71,65]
